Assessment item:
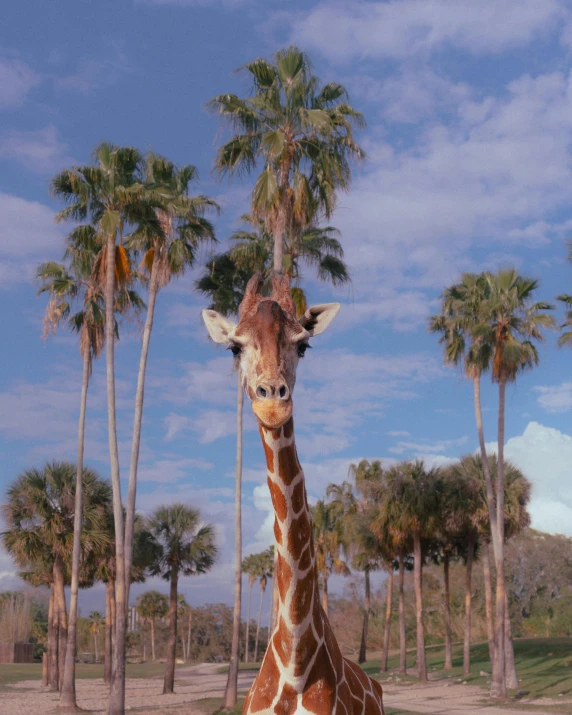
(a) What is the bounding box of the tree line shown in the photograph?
[0,461,216,696]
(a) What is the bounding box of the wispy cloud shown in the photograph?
[287,0,566,62]
[534,382,572,413]
[0,126,72,173]
[0,56,39,108]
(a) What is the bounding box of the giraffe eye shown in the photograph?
[228,343,242,358]
[297,342,310,358]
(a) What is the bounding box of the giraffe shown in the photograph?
[202,272,385,715]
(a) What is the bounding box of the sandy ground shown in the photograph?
[1,663,567,715]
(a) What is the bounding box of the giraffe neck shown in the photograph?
[259,418,323,684]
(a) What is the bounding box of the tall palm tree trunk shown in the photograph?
[482,544,495,668]
[94,631,100,663]
[151,619,156,662]
[474,374,505,697]
[413,534,427,682]
[504,590,519,689]
[125,260,159,608]
[60,348,90,710]
[244,580,253,663]
[186,611,191,663]
[54,554,68,692]
[358,566,371,664]
[48,581,58,691]
[443,552,453,670]
[105,580,114,685]
[254,585,264,663]
[381,566,394,672]
[163,567,178,694]
[463,533,475,677]
[106,234,128,715]
[491,379,507,699]
[398,554,407,675]
[222,374,243,710]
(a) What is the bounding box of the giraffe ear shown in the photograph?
[202,310,236,344]
[298,303,340,336]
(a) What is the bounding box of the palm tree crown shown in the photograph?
[208,46,365,270]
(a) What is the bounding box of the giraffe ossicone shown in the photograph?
[203,272,385,715]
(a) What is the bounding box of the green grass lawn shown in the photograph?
[373,637,572,700]
[217,638,572,702]
[0,661,168,690]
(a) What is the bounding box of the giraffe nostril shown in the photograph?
[279,385,288,399]
[256,386,268,399]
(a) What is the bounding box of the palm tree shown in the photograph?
[37,233,142,711]
[95,507,156,683]
[123,155,218,609]
[375,460,441,683]
[441,463,482,676]
[1,462,110,691]
[456,453,531,685]
[472,269,553,696]
[557,294,572,346]
[146,504,217,694]
[253,548,274,663]
[136,591,168,663]
[51,143,159,715]
[88,612,103,662]
[229,214,348,316]
[176,596,190,662]
[430,269,553,697]
[311,500,349,616]
[241,554,258,663]
[328,460,387,664]
[208,45,365,271]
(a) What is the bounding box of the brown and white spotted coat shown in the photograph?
[203,273,385,715]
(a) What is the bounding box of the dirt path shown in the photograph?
[0,663,563,715]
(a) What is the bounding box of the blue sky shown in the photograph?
[1,0,572,615]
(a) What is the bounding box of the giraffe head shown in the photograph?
[202,272,339,429]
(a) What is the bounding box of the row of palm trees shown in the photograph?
[39,44,364,715]
[241,547,274,664]
[429,268,563,696]
[310,454,530,687]
[0,462,216,698]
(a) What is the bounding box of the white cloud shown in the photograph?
[53,49,133,94]
[288,0,565,62]
[327,66,572,298]
[350,68,470,124]
[136,457,213,483]
[0,192,63,287]
[534,382,572,413]
[0,57,39,108]
[0,126,72,173]
[388,435,468,455]
[485,421,572,536]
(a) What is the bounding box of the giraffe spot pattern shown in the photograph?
[301,643,337,713]
[273,682,298,715]
[246,419,385,715]
[268,477,288,522]
[289,567,314,625]
[249,649,280,712]
[273,617,293,667]
[277,554,292,603]
[287,512,311,561]
[290,479,306,515]
[274,518,283,545]
[278,443,300,486]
